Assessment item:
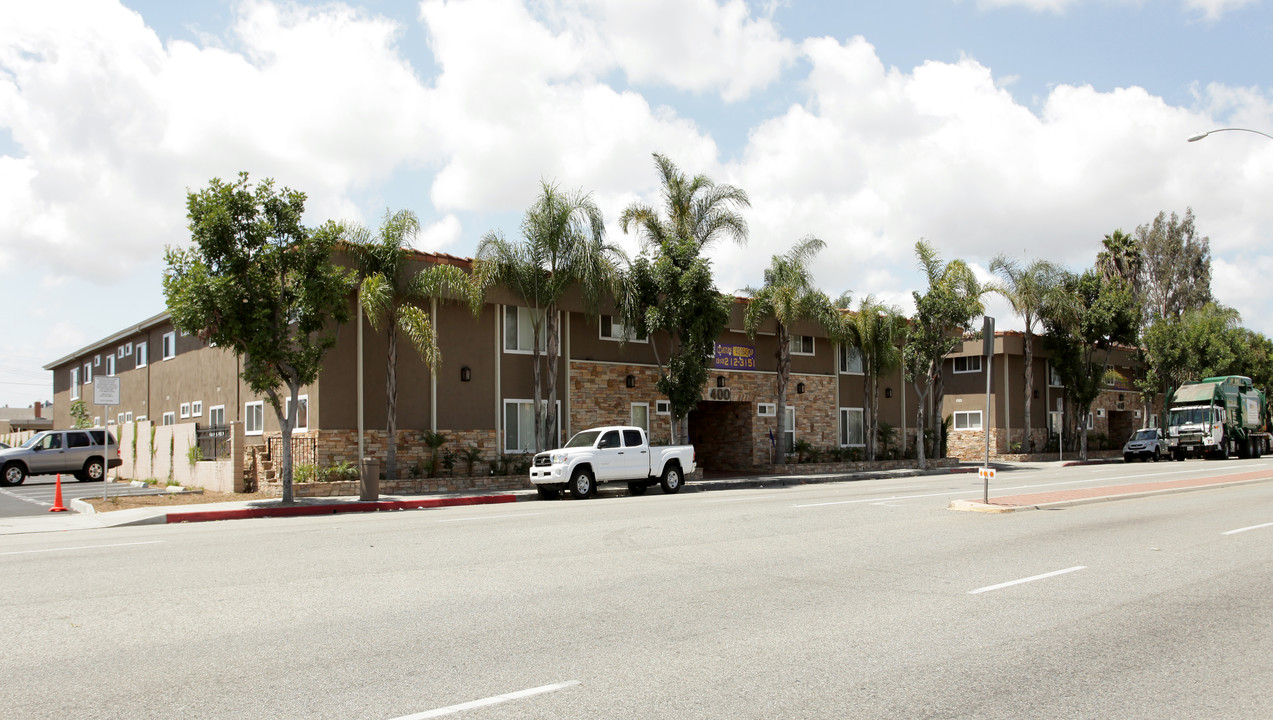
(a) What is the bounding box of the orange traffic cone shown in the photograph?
[49,473,68,513]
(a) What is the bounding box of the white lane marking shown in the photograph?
[1222,521,1273,536]
[391,680,581,719]
[968,566,1087,595]
[702,495,776,503]
[0,541,164,557]
[0,488,52,507]
[436,513,541,523]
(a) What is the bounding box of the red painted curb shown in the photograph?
[167,493,518,524]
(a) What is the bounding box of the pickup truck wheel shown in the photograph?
[1152,449,1161,462]
[660,464,682,494]
[568,469,594,499]
[536,485,560,500]
[1,462,26,486]
[627,481,648,496]
[83,459,105,482]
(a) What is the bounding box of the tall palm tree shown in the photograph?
[1096,229,1141,288]
[619,153,750,442]
[347,209,483,481]
[987,255,1062,453]
[743,236,836,465]
[476,181,623,452]
[835,295,906,461]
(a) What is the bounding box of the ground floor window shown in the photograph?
[953,410,982,431]
[631,403,649,434]
[783,406,795,454]
[245,401,264,435]
[209,405,225,427]
[839,407,865,447]
[504,399,560,452]
[286,395,309,432]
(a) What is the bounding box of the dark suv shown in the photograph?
[0,429,121,485]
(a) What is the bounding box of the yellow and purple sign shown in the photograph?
[714,342,756,370]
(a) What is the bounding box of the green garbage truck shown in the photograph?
[1164,375,1270,461]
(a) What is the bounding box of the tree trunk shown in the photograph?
[544,308,559,450]
[932,367,946,458]
[385,322,398,481]
[775,325,790,466]
[531,319,544,453]
[914,388,928,470]
[1022,327,1034,452]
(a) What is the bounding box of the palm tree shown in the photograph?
[835,295,906,461]
[987,255,1062,453]
[619,154,750,442]
[347,209,483,481]
[1096,229,1141,288]
[476,180,623,452]
[743,236,836,465]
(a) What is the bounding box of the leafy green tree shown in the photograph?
[163,173,353,504]
[987,255,1063,452]
[1233,328,1273,393]
[903,240,983,466]
[1040,270,1139,459]
[833,294,906,461]
[743,237,836,465]
[347,209,484,481]
[476,181,622,452]
[1096,229,1142,288]
[620,154,749,443]
[69,399,90,429]
[1135,208,1211,324]
[1140,302,1246,421]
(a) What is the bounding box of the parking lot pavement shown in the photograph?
[0,475,185,518]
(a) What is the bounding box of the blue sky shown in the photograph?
[2,0,1272,408]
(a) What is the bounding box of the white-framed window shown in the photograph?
[162,332,176,360]
[124,342,133,357]
[757,402,776,417]
[245,401,264,435]
[840,346,863,374]
[179,403,190,419]
[117,413,125,425]
[191,401,203,418]
[83,363,92,385]
[953,410,983,430]
[105,355,116,377]
[600,314,647,343]
[631,403,649,434]
[503,399,560,452]
[136,342,148,368]
[503,306,549,354]
[789,334,815,356]
[136,415,147,422]
[70,368,80,400]
[209,405,225,427]
[655,400,670,415]
[1048,362,1063,387]
[93,416,100,426]
[953,356,982,374]
[285,395,308,432]
[839,407,865,447]
[782,406,796,453]
[94,354,101,367]
[117,346,125,358]
[125,412,133,422]
[1086,413,1095,430]
[162,412,175,426]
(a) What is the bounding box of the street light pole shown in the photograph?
[1187,127,1273,143]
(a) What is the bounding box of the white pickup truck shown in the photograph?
[530,426,696,499]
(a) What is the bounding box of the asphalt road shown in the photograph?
[1,460,1271,719]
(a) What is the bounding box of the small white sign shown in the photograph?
[978,467,996,480]
[94,376,121,406]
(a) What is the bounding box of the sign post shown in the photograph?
[982,316,994,504]
[94,376,120,500]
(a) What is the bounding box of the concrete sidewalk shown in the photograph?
[950,467,1273,513]
[0,463,979,535]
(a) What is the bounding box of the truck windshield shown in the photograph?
[563,431,602,448]
[1169,407,1211,425]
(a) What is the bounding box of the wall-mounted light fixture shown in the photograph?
[717,376,726,388]
[460,366,472,382]
[796,382,806,394]
[885,387,893,399]
[625,374,636,388]
[1033,389,1039,399]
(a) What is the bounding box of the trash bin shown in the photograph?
[360,457,380,501]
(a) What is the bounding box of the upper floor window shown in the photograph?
[70,368,80,401]
[162,332,176,360]
[105,355,116,377]
[953,356,982,374]
[504,306,548,354]
[286,395,309,432]
[789,335,815,356]
[1048,362,1064,387]
[136,342,148,368]
[600,315,647,343]
[83,363,92,385]
[245,401,264,436]
[840,346,863,374]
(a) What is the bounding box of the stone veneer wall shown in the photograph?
[569,361,838,469]
[262,474,529,498]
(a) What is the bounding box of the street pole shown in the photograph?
[983,316,994,504]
